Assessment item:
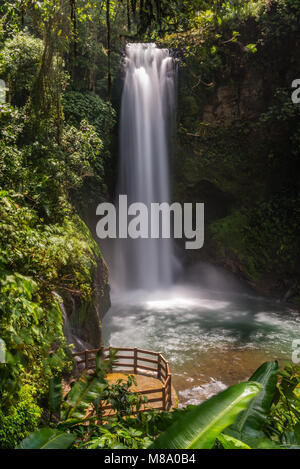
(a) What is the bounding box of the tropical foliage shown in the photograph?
[17,361,300,450]
[0,0,299,451]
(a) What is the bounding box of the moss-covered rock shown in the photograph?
[170,2,300,303]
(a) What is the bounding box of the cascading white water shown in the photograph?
[116,43,176,291]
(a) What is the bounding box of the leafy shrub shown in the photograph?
[0,191,103,405]
[0,385,42,449]
[63,91,116,140]
[0,31,43,106]
[244,195,300,277]
[0,101,107,220]
[266,362,300,445]
[79,420,153,449]
[0,103,27,190]
[0,192,100,299]
[0,262,69,405]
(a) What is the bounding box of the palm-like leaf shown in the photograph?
[217,433,251,449]
[226,361,278,445]
[17,428,75,449]
[150,381,262,449]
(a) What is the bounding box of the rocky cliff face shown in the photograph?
[172,7,300,304]
[58,206,111,350]
[202,71,264,126]
[62,254,110,350]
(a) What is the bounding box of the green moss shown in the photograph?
[210,211,260,280]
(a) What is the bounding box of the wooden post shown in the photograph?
[134,348,137,374]
[168,374,172,408]
[109,346,112,372]
[157,354,161,381]
[85,351,89,370]
[162,386,166,411]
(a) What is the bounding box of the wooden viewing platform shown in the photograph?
[72,347,176,412]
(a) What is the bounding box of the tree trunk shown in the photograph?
[127,0,131,32]
[131,0,137,20]
[106,0,112,100]
[70,0,77,59]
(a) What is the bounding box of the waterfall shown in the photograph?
[52,292,92,351]
[116,43,176,291]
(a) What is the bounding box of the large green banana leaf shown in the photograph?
[17,428,75,449]
[149,381,262,449]
[217,433,251,449]
[225,361,278,446]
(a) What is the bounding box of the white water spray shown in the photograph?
[116,43,176,290]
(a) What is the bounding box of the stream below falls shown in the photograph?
[102,267,300,406]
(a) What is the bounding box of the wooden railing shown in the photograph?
[72,347,172,412]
